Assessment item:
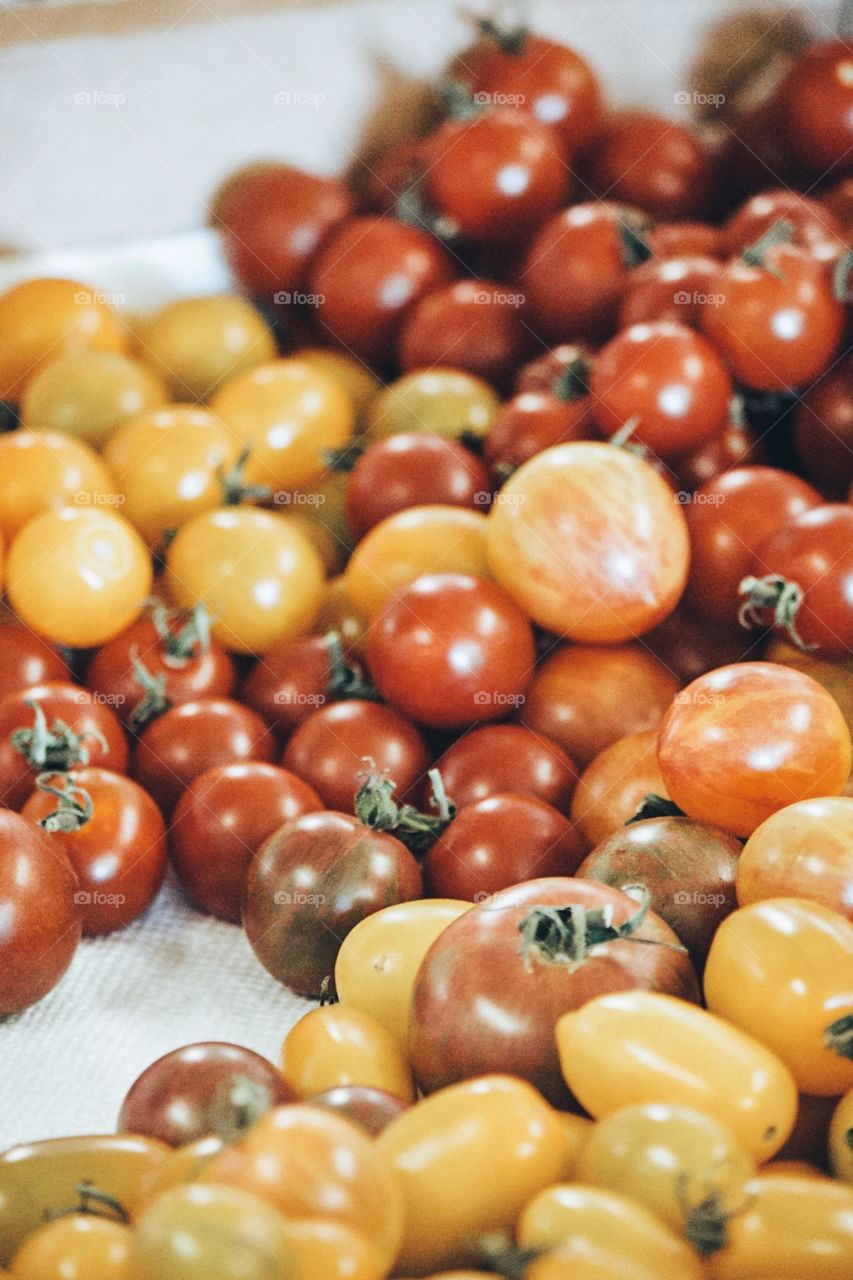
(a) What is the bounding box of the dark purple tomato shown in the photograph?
[308,1085,409,1136]
[435,723,578,811]
[484,391,597,476]
[580,112,713,220]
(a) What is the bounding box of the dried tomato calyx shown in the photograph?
[738,573,815,651]
[355,763,455,856]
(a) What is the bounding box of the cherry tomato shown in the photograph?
[346,434,490,539]
[722,189,845,260]
[86,608,236,730]
[22,767,166,934]
[556,990,798,1160]
[525,1248,662,1280]
[366,369,499,443]
[20,350,166,447]
[0,682,128,811]
[133,697,275,813]
[742,505,853,658]
[345,505,490,620]
[424,793,587,900]
[644,604,756,685]
[570,729,670,847]
[704,899,853,1096]
[272,1218,385,1280]
[281,1004,414,1101]
[7,506,152,649]
[591,321,731,456]
[103,406,239,545]
[738,796,853,919]
[674,418,765,493]
[685,466,821,626]
[515,342,594,395]
[777,40,853,178]
[241,633,338,737]
[522,644,680,769]
[165,507,325,654]
[617,255,723,330]
[0,809,80,1014]
[521,203,649,342]
[450,28,604,152]
[657,662,852,836]
[701,244,844,392]
[0,429,116,544]
[578,815,740,967]
[764,636,853,745]
[367,573,536,730]
[646,221,721,259]
[118,1042,294,1146]
[829,1090,853,1181]
[170,762,321,921]
[411,877,699,1104]
[487,443,690,642]
[243,811,422,997]
[309,216,453,365]
[435,724,577,811]
[282,698,429,811]
[793,354,853,497]
[0,624,69,701]
[212,162,355,295]
[576,1101,756,1241]
[376,1075,569,1274]
[292,348,381,426]
[0,278,128,403]
[581,112,712,220]
[199,1104,404,1270]
[485,390,598,476]
[136,296,276,401]
[10,1215,131,1279]
[399,278,533,389]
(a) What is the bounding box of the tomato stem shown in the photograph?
[738,573,815,650]
[678,1172,749,1256]
[434,76,486,122]
[33,771,94,832]
[128,649,172,730]
[151,600,212,666]
[324,630,380,702]
[551,353,591,403]
[475,5,530,55]
[219,447,273,506]
[208,1075,275,1144]
[741,218,794,275]
[617,214,653,268]
[10,700,108,771]
[833,248,853,302]
[477,1232,542,1278]
[321,441,364,473]
[519,884,687,972]
[825,1013,853,1060]
[355,763,455,855]
[626,794,686,824]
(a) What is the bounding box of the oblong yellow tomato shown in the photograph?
[556,991,798,1161]
[344,506,490,619]
[21,350,167,447]
[0,1134,169,1265]
[334,898,472,1045]
[7,506,152,648]
[486,442,690,642]
[198,1104,403,1271]
[165,506,324,653]
[0,278,128,402]
[526,1246,661,1280]
[375,1074,569,1274]
[133,1135,224,1210]
[0,430,117,543]
[829,1090,853,1181]
[737,798,853,920]
[275,1218,385,1280]
[10,1214,131,1279]
[551,1114,595,1182]
[280,1005,415,1101]
[576,1102,756,1241]
[366,368,499,443]
[706,1174,853,1280]
[294,348,381,425]
[136,295,276,400]
[104,406,239,545]
[209,359,354,491]
[704,899,853,1096]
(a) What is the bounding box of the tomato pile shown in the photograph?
[1,8,853,1278]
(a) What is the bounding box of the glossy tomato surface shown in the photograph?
[435,723,577,810]
[738,796,853,918]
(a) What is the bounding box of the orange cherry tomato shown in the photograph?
[570,729,670,846]
[280,1005,415,1101]
[20,350,166,447]
[0,430,116,544]
[136,295,276,400]
[738,797,853,919]
[10,1214,132,1279]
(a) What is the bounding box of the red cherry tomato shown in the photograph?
[721,190,845,260]
[646,221,721,259]
[357,137,423,213]
[241,634,339,739]
[366,573,536,731]
[777,39,853,177]
[309,1085,409,1136]
[674,417,765,493]
[424,793,588,900]
[792,354,853,497]
[580,112,713,220]
[617,256,722,330]
[309,216,453,365]
[0,682,128,811]
[591,321,732,456]
[0,808,81,1013]
[398,279,533,389]
[484,390,597,476]
[435,723,578,810]
[0,624,69,701]
[212,163,354,295]
[22,767,166,934]
[643,605,755,686]
[346,434,491,539]
[282,699,429,811]
[132,698,276,814]
[515,342,595,395]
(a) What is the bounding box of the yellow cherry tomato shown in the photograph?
[706,1174,853,1280]
[576,1103,756,1241]
[310,576,367,655]
[367,369,499,443]
[376,1074,570,1274]
[551,1114,595,1181]
[199,1104,403,1271]
[518,1183,705,1280]
[759,1160,828,1178]
[294,348,381,425]
[7,506,152,648]
[0,1134,169,1266]
[210,359,354,492]
[20,351,167,447]
[280,1004,415,1101]
[344,505,490,619]
[10,1214,131,1279]
[704,899,853,1097]
[0,430,117,544]
[829,1090,853,1182]
[279,510,345,576]
[334,898,472,1045]
[165,506,324,653]
[0,278,128,402]
[133,1135,224,1210]
[103,406,239,545]
[526,1249,665,1280]
[737,797,853,920]
[135,295,276,401]
[276,1218,385,1280]
[289,468,353,564]
[557,992,798,1161]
